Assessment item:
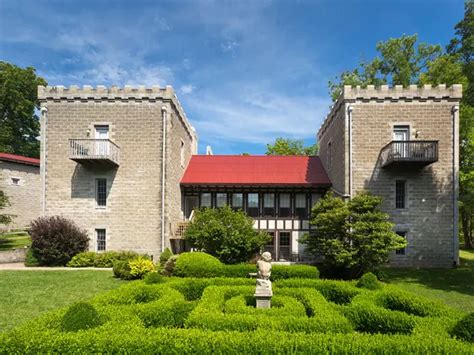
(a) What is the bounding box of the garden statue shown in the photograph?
[254,251,273,308]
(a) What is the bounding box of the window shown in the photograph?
[11,178,20,186]
[279,232,291,261]
[327,141,332,169]
[216,193,227,207]
[247,193,259,217]
[279,193,290,217]
[96,229,106,251]
[180,140,185,168]
[200,193,212,208]
[311,194,320,208]
[395,180,406,209]
[295,193,307,218]
[395,231,407,255]
[263,193,275,217]
[232,193,243,211]
[264,232,275,255]
[96,178,107,207]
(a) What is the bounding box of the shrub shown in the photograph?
[173,252,224,278]
[222,263,319,280]
[344,304,415,334]
[315,281,361,305]
[129,256,155,279]
[184,206,271,263]
[301,192,406,278]
[67,251,96,267]
[450,312,474,343]
[67,251,142,268]
[163,255,179,276]
[113,260,132,280]
[28,216,89,266]
[61,302,103,332]
[272,265,320,280]
[144,272,165,284]
[356,272,382,290]
[378,289,449,317]
[24,247,40,266]
[159,247,173,266]
[137,300,195,328]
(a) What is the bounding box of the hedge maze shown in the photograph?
[1,277,472,353]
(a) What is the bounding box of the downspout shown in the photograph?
[161,105,168,254]
[347,105,353,199]
[452,105,460,266]
[40,105,48,214]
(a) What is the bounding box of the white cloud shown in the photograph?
[220,40,239,53]
[180,84,195,95]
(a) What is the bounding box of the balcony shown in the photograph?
[380,141,438,168]
[69,139,120,167]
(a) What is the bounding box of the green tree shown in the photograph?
[184,205,271,264]
[265,137,318,156]
[0,190,13,225]
[0,62,47,158]
[300,192,406,278]
[328,34,442,101]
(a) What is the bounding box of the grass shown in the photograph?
[383,249,474,312]
[0,231,31,251]
[0,270,124,331]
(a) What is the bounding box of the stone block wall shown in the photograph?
[318,84,462,267]
[38,85,197,258]
[0,161,40,230]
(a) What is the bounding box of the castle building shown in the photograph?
[38,84,461,267]
[0,153,40,230]
[318,85,462,267]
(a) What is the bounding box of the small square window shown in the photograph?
[395,231,407,255]
[11,178,20,186]
[96,229,106,251]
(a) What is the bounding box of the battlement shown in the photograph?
[38,85,197,140]
[341,84,462,101]
[318,84,462,139]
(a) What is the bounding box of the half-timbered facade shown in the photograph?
[179,155,331,261]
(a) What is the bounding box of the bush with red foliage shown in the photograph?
[29,216,89,266]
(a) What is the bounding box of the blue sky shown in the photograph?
[0,0,464,154]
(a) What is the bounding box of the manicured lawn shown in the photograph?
[0,231,31,251]
[383,249,474,312]
[0,270,123,331]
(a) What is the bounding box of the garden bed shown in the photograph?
[1,277,472,353]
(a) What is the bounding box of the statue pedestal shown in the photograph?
[254,279,272,309]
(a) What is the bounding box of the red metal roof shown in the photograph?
[181,155,331,187]
[0,153,40,166]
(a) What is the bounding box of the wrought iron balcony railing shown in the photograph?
[69,139,120,167]
[380,141,438,168]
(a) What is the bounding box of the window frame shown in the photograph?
[395,231,407,256]
[216,193,227,208]
[278,193,291,218]
[11,177,20,186]
[263,193,275,217]
[247,193,260,217]
[294,193,308,219]
[231,193,243,211]
[395,180,406,209]
[200,192,212,208]
[95,178,107,207]
[96,229,106,252]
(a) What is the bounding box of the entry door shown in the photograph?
[393,126,409,158]
[277,232,291,261]
[95,126,109,156]
[184,196,199,220]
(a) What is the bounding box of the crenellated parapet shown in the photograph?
[318,84,462,139]
[38,85,197,141]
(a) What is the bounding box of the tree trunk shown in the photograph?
[461,209,473,249]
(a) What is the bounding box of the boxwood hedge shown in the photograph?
[1,277,472,353]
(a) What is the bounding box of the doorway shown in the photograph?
[264,231,292,261]
[393,126,409,158]
[94,125,109,156]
